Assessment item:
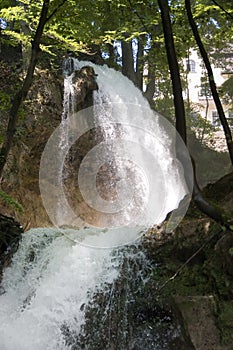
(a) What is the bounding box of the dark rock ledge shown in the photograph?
[0,214,23,280]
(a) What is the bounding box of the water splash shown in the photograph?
[0,229,187,350]
[0,229,123,349]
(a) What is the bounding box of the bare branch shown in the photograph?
[0,0,50,177]
[157,226,224,291]
[126,0,151,34]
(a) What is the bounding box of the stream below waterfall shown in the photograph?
[0,228,191,350]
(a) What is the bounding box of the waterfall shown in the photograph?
[40,59,192,245]
[56,74,74,226]
[0,60,193,349]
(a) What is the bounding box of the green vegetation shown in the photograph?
[0,190,23,212]
[218,301,233,344]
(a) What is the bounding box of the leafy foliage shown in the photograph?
[0,190,23,212]
[220,76,233,109]
[0,0,232,158]
[0,91,11,112]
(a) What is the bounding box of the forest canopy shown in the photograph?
[0,0,232,177]
[1,0,232,64]
[0,1,232,114]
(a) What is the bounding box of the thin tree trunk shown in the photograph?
[106,43,115,66]
[200,89,209,144]
[158,0,187,144]
[158,0,225,225]
[135,37,144,90]
[144,40,157,105]
[19,1,31,70]
[185,0,233,166]
[144,60,156,105]
[121,36,136,84]
[0,0,50,178]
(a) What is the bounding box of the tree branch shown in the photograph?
[126,0,151,34]
[211,0,233,21]
[185,0,233,166]
[0,0,50,178]
[158,0,229,227]
[158,226,224,291]
[158,0,187,144]
[45,0,68,23]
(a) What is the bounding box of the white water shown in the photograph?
[0,228,126,349]
[40,59,191,243]
[0,60,192,348]
[83,60,191,233]
[56,74,73,226]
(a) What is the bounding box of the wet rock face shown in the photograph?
[73,66,99,111]
[0,64,99,228]
[61,247,195,350]
[173,296,221,350]
[0,214,23,279]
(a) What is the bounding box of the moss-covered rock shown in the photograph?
[217,301,233,345]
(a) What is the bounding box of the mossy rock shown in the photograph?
[217,301,233,346]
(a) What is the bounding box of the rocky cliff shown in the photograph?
[0,60,98,228]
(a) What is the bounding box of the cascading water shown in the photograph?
[0,229,189,350]
[40,59,191,243]
[0,228,124,349]
[0,59,193,349]
[56,73,73,226]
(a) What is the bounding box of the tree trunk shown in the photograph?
[19,1,31,70]
[121,37,136,84]
[185,0,233,167]
[158,0,187,144]
[0,0,50,179]
[144,40,157,106]
[135,37,144,90]
[144,60,156,106]
[158,0,225,225]
[106,43,116,66]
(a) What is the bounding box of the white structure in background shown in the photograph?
[183,49,233,126]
